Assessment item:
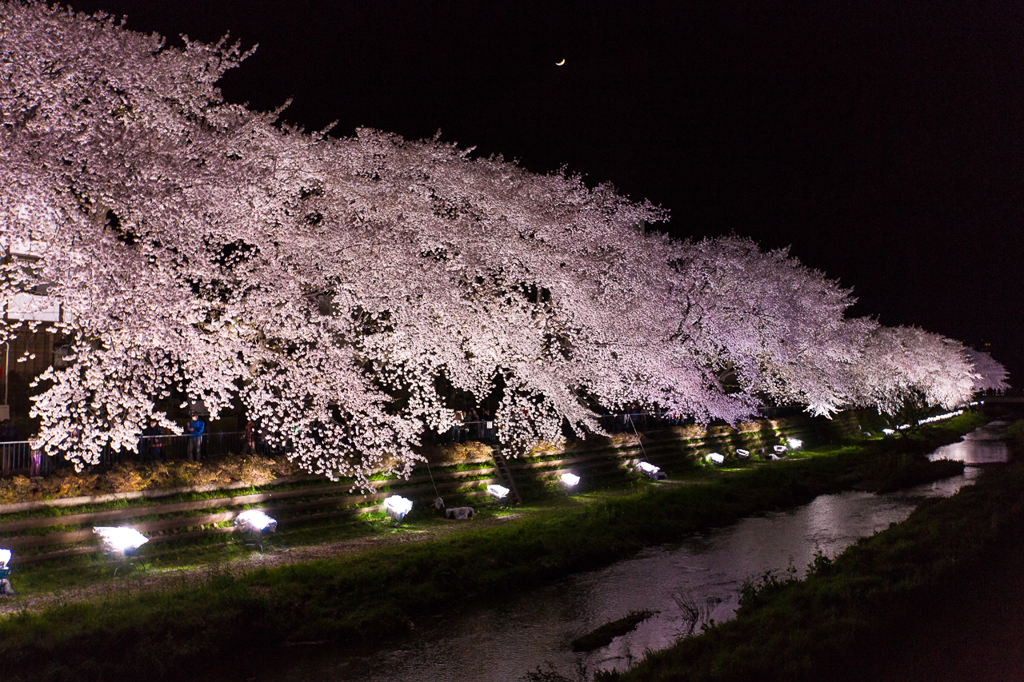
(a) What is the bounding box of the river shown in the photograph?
[258,424,1009,682]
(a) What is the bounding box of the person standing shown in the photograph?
[186,413,205,462]
[143,420,165,462]
[243,420,256,456]
[28,436,43,477]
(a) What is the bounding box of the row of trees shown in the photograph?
[0,3,1007,485]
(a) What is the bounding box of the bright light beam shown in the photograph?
[94,527,149,555]
[235,510,277,534]
[383,495,413,521]
[487,484,510,500]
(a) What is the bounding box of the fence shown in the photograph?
[0,442,51,477]
[427,411,699,445]
[2,406,811,477]
[0,432,247,478]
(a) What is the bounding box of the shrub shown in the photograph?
[217,455,285,486]
[40,470,100,499]
[1008,420,1024,451]
[0,476,33,504]
[104,462,159,493]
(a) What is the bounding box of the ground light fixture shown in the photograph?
[773,445,788,454]
[94,526,149,556]
[918,409,964,425]
[786,438,803,450]
[560,473,580,488]
[637,461,667,480]
[235,510,277,534]
[383,495,413,521]
[487,484,510,500]
[736,449,750,458]
[444,507,475,520]
[0,548,12,596]
[882,428,896,435]
[705,453,725,465]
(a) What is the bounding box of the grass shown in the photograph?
[572,611,657,652]
[0,412,987,682]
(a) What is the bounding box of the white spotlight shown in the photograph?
[487,484,510,500]
[882,428,896,435]
[383,495,413,521]
[0,548,12,596]
[560,473,580,488]
[235,510,277,534]
[444,507,475,520]
[637,461,667,480]
[705,453,725,465]
[786,438,803,450]
[94,527,149,556]
[773,445,787,454]
[736,449,750,458]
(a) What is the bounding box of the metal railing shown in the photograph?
[0,432,248,478]
[109,432,246,466]
[0,441,51,477]
[426,411,698,445]
[0,405,801,478]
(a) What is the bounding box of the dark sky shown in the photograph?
[60,0,1024,386]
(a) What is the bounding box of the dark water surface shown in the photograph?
[928,420,1011,465]
[258,426,1007,682]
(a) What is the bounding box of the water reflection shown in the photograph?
[260,430,998,682]
[929,421,1010,465]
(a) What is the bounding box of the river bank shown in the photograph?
[606,418,1024,682]
[0,413,986,682]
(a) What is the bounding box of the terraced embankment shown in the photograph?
[0,411,858,562]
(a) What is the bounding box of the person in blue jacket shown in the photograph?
[186,412,205,462]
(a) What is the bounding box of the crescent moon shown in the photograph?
[555,58,566,66]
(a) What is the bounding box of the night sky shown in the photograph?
[58,0,1024,386]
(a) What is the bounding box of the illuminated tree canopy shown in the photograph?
[0,3,1005,484]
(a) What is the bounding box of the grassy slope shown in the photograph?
[0,413,985,682]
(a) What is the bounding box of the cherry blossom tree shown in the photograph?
[965,349,1010,393]
[848,326,978,415]
[0,2,998,485]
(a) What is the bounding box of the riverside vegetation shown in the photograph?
[0,412,987,682]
